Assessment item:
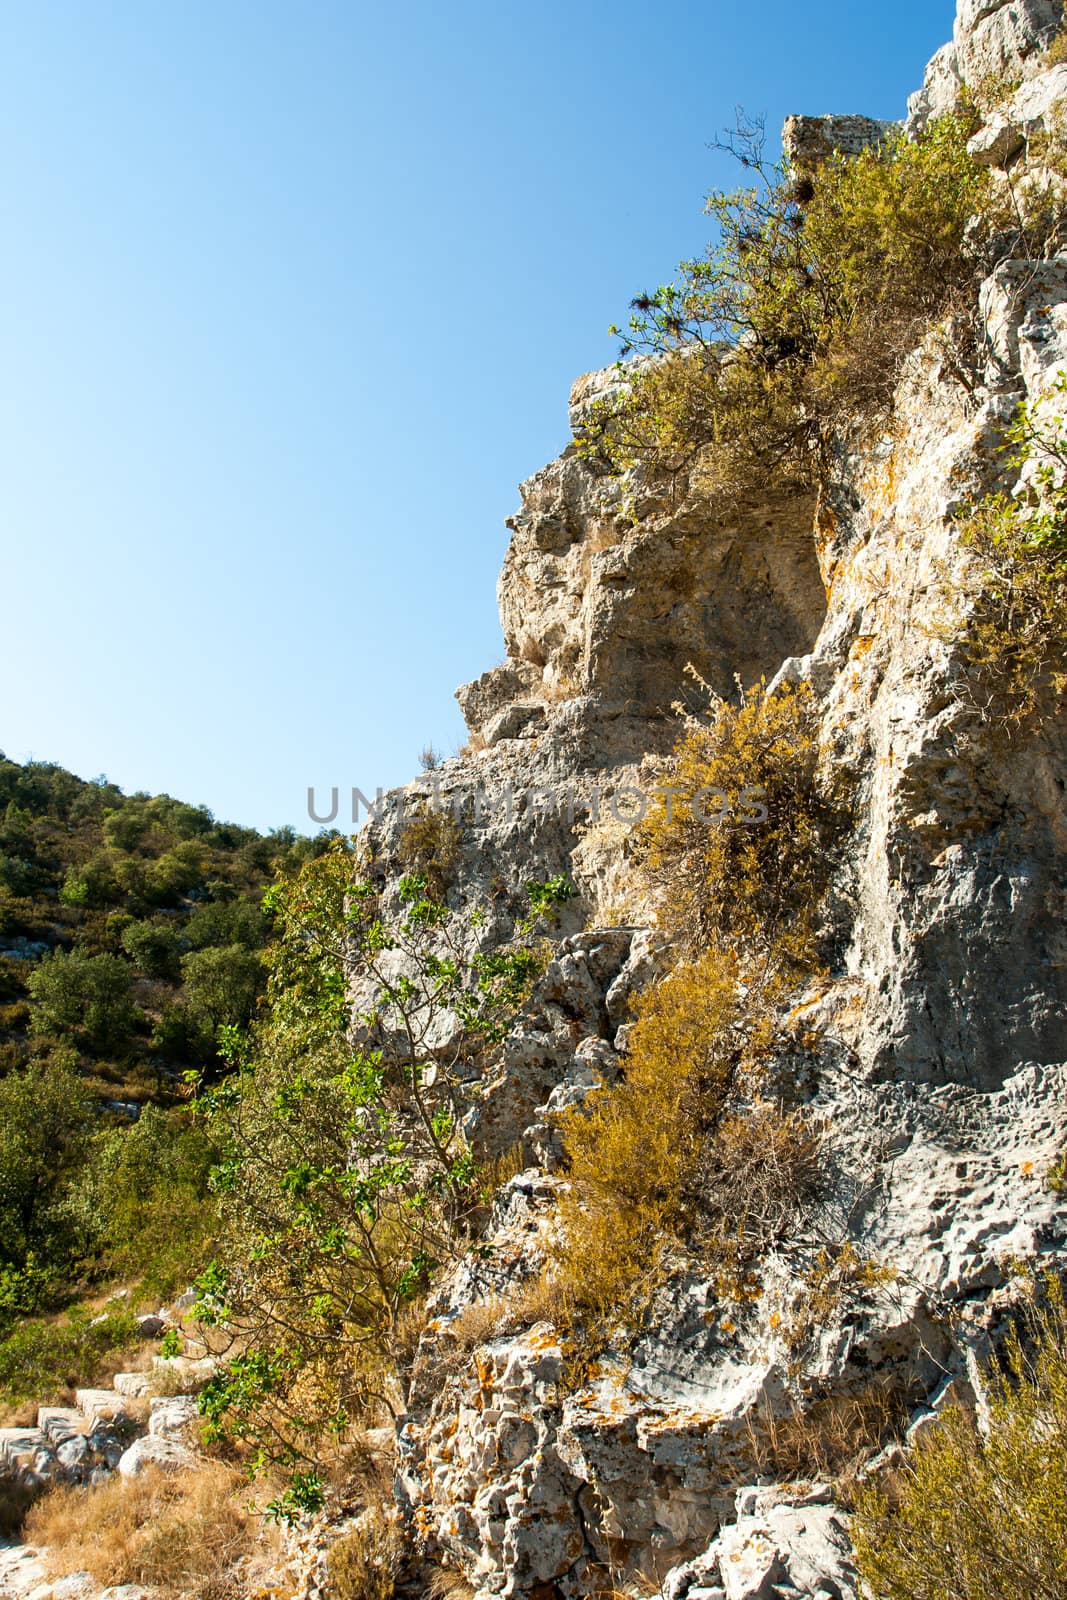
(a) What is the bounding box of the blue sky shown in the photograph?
[0,0,952,833]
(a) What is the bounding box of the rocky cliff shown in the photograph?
[357,6,1067,1598]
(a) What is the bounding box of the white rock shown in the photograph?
[51,1576,96,1600]
[968,63,1067,166]
[907,41,963,134]
[73,1390,129,1426]
[112,1372,152,1399]
[148,1396,200,1444]
[117,1435,195,1478]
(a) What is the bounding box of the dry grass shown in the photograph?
[1046,25,1067,67]
[747,1382,911,1501]
[332,1427,395,1503]
[538,673,581,705]
[325,1506,403,1600]
[27,1462,254,1599]
[426,1565,478,1600]
[446,1296,513,1354]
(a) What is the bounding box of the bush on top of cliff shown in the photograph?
[578,113,992,501]
[853,1275,1067,1600]
[638,680,849,971]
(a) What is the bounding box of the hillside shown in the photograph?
[0,755,329,1367]
[0,753,325,1104]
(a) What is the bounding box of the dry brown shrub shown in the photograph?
[27,1462,253,1599]
[694,1102,828,1295]
[325,1505,403,1600]
[539,673,581,705]
[396,804,462,898]
[552,950,740,1337]
[748,1381,911,1495]
[426,1566,478,1600]
[638,681,849,969]
[1046,24,1067,67]
[446,1295,514,1354]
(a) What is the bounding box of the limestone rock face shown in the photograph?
[781,113,895,169]
[661,1493,858,1600]
[352,21,1067,1600]
[459,380,826,742]
[955,0,1063,85]
[908,0,1064,132]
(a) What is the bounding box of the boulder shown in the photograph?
[782,113,895,170]
[117,1434,196,1478]
[147,1396,200,1445]
[662,1502,857,1600]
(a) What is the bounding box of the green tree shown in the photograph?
[194,841,548,1487]
[0,1055,94,1274]
[180,944,264,1031]
[95,1105,218,1294]
[120,917,183,979]
[27,948,136,1053]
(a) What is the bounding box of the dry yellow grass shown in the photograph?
[27,1462,254,1600]
[552,950,739,1335]
[325,1506,403,1600]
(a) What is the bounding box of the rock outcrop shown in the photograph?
[908,0,1064,133]
[350,4,1067,1597]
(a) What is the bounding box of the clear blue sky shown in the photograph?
[0,0,952,833]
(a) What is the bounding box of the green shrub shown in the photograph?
[180,943,264,1031]
[953,378,1067,727]
[581,114,991,503]
[27,948,136,1052]
[0,1055,94,1274]
[0,1303,139,1404]
[184,897,266,951]
[0,853,35,896]
[120,917,183,979]
[95,1105,218,1296]
[195,845,548,1482]
[145,843,203,906]
[853,1278,1067,1600]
